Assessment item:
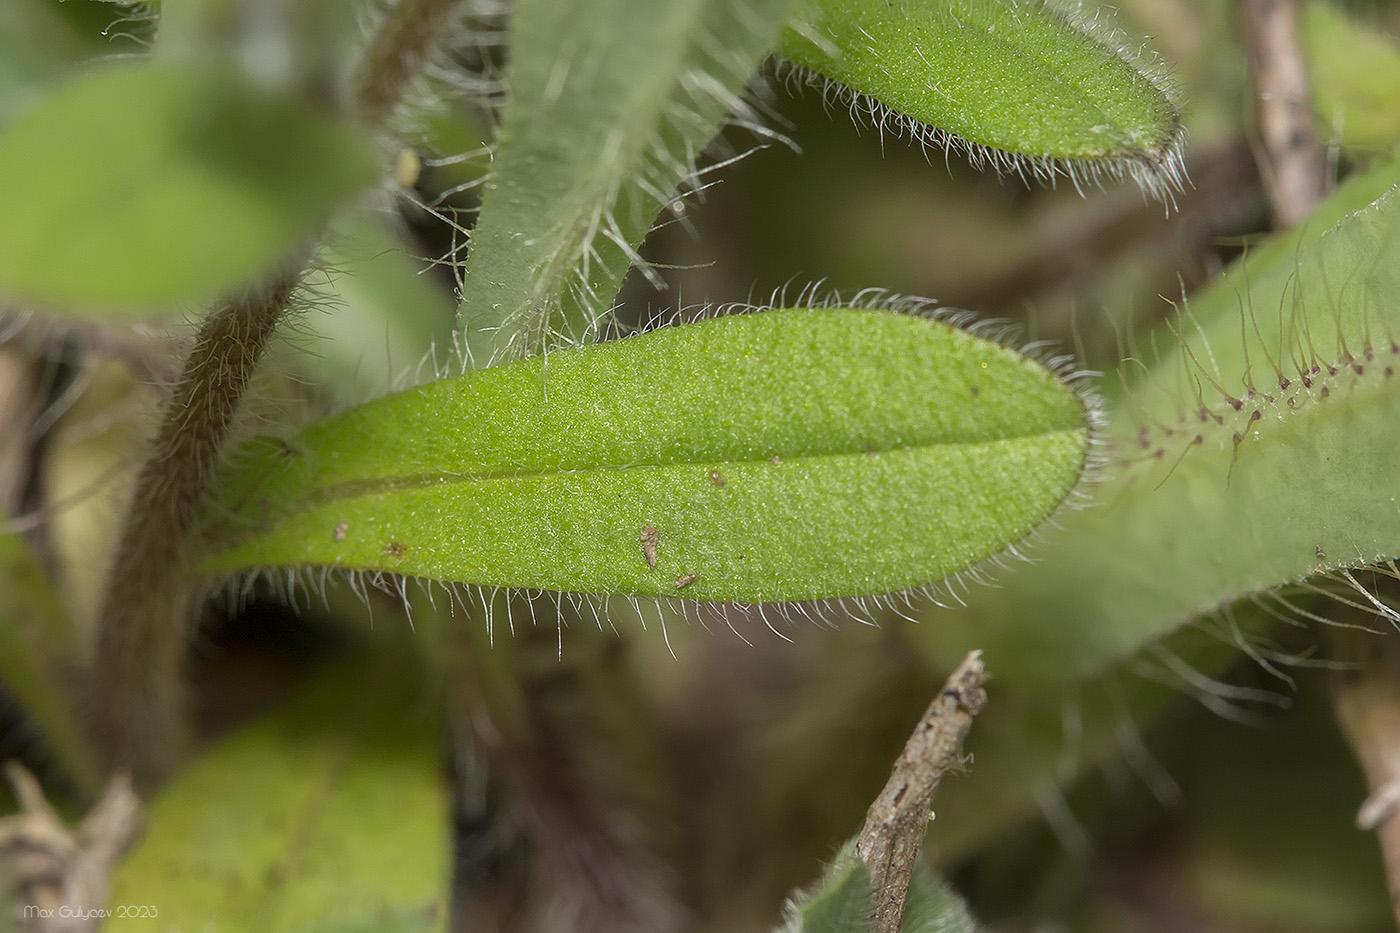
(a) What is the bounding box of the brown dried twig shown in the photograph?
[854,651,987,933]
[0,763,142,932]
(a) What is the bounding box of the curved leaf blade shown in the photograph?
[909,157,1400,687]
[779,0,1183,192]
[201,308,1091,602]
[0,61,377,315]
[458,0,794,364]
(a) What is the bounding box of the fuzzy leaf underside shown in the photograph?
[108,650,448,932]
[914,158,1400,685]
[200,308,1089,602]
[458,0,794,364]
[0,60,376,315]
[779,0,1181,173]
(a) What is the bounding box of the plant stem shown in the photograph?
[855,650,987,933]
[1239,0,1327,228]
[86,0,470,788]
[352,0,465,129]
[89,257,304,786]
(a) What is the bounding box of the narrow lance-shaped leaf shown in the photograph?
[200,308,1092,602]
[0,61,377,316]
[908,157,1400,688]
[779,0,1184,195]
[869,162,1400,861]
[457,0,795,365]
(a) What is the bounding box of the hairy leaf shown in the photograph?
[458,0,795,364]
[779,844,975,932]
[0,61,376,315]
[902,863,978,932]
[779,0,1183,194]
[108,648,448,932]
[788,853,869,933]
[911,156,1400,686]
[200,308,1091,602]
[889,158,1400,859]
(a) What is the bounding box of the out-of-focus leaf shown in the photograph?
[107,648,449,932]
[0,61,377,316]
[907,157,1400,692]
[779,0,1183,195]
[458,0,795,364]
[294,216,456,399]
[0,522,97,793]
[0,0,151,121]
[1303,0,1400,153]
[200,308,1091,602]
[890,157,1400,861]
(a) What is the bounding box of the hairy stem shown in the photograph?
[352,0,465,129]
[86,0,467,786]
[89,257,304,786]
[1239,0,1328,228]
[855,651,987,933]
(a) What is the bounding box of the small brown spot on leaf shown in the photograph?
[333,521,349,542]
[383,541,409,559]
[1316,545,1326,560]
[708,470,726,487]
[640,525,659,569]
[768,455,782,466]
[969,385,981,396]
[673,572,698,589]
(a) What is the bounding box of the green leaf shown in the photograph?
[779,0,1183,194]
[901,862,977,933]
[888,157,1400,859]
[0,523,98,793]
[784,846,870,933]
[458,0,795,364]
[107,647,449,932]
[798,862,869,933]
[0,60,377,316]
[906,155,1400,688]
[200,307,1091,602]
[779,846,976,932]
[293,216,456,399]
[1303,1,1400,153]
[0,0,150,121]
